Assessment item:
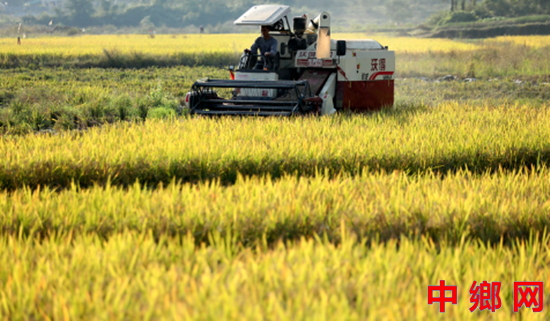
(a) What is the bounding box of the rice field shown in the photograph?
[1,169,549,244]
[2,33,550,78]
[3,33,545,55]
[0,104,549,190]
[1,34,550,319]
[0,33,480,56]
[2,232,549,320]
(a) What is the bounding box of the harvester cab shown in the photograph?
[185,4,395,116]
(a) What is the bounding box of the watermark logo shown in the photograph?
[469,281,501,312]
[514,282,544,313]
[427,280,458,312]
[427,280,544,313]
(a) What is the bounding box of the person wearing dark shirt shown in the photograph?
[244,26,278,70]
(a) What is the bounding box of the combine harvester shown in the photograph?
[185,4,395,116]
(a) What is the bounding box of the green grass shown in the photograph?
[0,66,225,134]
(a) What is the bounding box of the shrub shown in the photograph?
[67,27,81,36]
[147,82,179,111]
[425,10,451,27]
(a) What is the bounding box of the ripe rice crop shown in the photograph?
[0,103,548,190]
[1,231,549,320]
[0,34,479,57]
[0,34,250,68]
[488,35,550,48]
[2,33,550,320]
[1,168,549,244]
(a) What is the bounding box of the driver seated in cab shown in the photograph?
[244,25,278,70]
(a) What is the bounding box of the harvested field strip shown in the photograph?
[1,232,549,320]
[2,67,549,136]
[1,104,549,190]
[1,169,549,244]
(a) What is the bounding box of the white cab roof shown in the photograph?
[338,40,384,50]
[234,5,291,26]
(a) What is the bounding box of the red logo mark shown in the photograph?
[514,282,544,312]
[371,58,378,71]
[380,58,386,71]
[469,281,501,312]
[427,280,458,312]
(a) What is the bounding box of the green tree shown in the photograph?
[481,0,512,16]
[66,0,94,25]
[448,0,477,12]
